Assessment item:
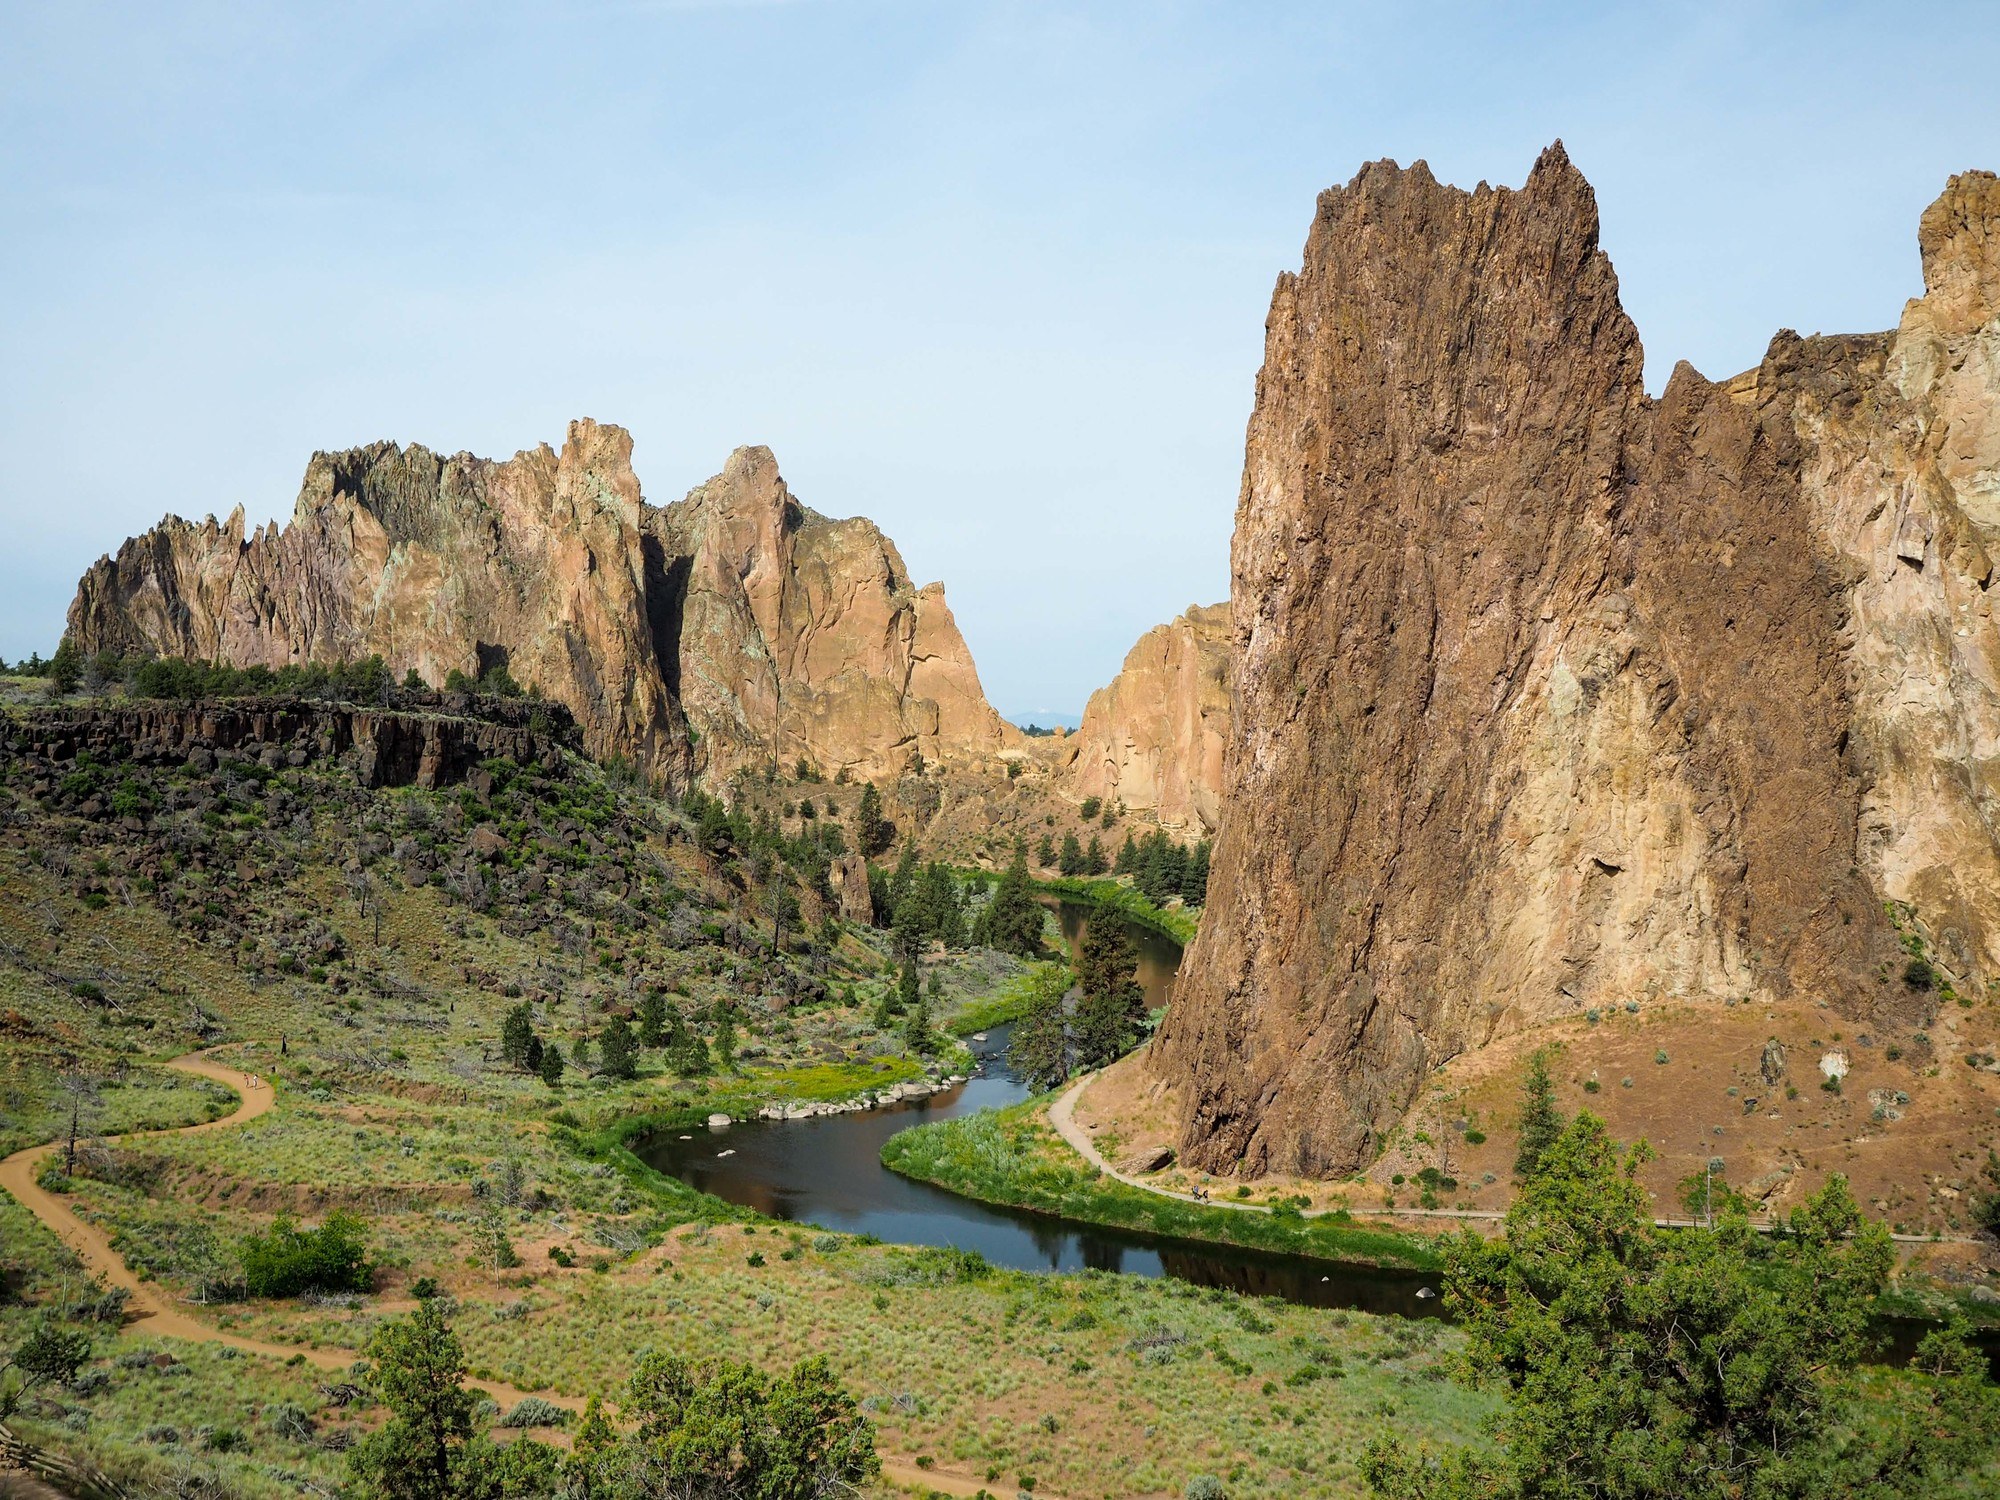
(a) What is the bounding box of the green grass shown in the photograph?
[1031,875,1198,945]
[881,1100,1440,1272]
[957,867,1200,946]
[946,961,1072,1037]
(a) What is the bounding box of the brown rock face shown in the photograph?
[654,446,1018,783]
[68,420,686,776]
[1059,603,1231,831]
[67,431,1015,788]
[1156,147,2000,1179]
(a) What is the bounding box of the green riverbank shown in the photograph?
[881,1097,1441,1272]
[957,865,1200,946]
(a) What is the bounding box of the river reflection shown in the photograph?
[639,905,1446,1322]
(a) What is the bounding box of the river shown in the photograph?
[636,903,1998,1364]
[638,901,1442,1316]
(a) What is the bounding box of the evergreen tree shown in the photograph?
[538,1045,565,1087]
[973,852,1043,957]
[1114,833,1139,875]
[637,991,667,1047]
[523,1034,543,1074]
[1084,834,1108,875]
[571,1034,592,1070]
[1364,1113,2000,1500]
[1058,833,1084,876]
[664,1023,710,1078]
[599,1014,638,1079]
[1036,833,1056,867]
[46,639,81,696]
[897,959,919,1011]
[856,782,887,856]
[347,1300,486,1500]
[499,1001,536,1070]
[903,991,931,1053]
[1183,841,1212,903]
[1071,919,1144,1069]
[1006,964,1073,1090]
[1514,1047,1562,1180]
[712,1017,738,1071]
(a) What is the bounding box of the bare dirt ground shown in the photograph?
[1069,998,2000,1283]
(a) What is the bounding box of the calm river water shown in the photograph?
[638,902,1442,1317]
[637,903,1996,1363]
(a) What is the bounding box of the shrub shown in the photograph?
[240,1211,371,1298]
[1185,1478,1226,1500]
[498,1397,570,1428]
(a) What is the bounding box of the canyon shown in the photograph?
[1153,146,2000,1179]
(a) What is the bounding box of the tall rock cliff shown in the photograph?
[1059,603,1231,831]
[654,446,1018,784]
[1155,146,2000,1179]
[67,430,1014,786]
[68,419,688,776]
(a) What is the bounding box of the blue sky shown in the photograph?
[3,2,1996,717]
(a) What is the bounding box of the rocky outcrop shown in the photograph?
[6,693,572,790]
[66,430,1015,788]
[1059,603,1230,831]
[654,446,1017,783]
[1155,147,2000,1179]
[829,852,874,925]
[68,420,687,778]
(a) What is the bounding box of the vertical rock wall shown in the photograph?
[1155,148,2000,1179]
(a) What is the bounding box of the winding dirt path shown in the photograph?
[0,1049,1028,1498]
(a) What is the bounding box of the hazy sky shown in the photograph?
[4,2,1996,717]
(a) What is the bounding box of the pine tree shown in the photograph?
[637,991,667,1048]
[1058,833,1084,875]
[856,782,887,856]
[538,1045,565,1087]
[903,991,931,1053]
[1072,919,1144,1069]
[898,958,919,1011]
[1084,835,1108,875]
[1036,833,1056,867]
[599,1014,638,1079]
[1514,1047,1562,1179]
[346,1300,483,1500]
[499,1002,536,1070]
[973,852,1043,957]
[1007,965,1073,1090]
[1115,833,1139,875]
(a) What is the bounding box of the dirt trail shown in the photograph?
[0,1049,1028,1498]
[1054,1074,1958,1245]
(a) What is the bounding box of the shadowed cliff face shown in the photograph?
[66,430,1014,788]
[1155,147,2000,1179]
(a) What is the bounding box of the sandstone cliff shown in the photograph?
[1155,147,2000,1179]
[67,431,1014,788]
[1058,603,1231,831]
[654,446,1018,784]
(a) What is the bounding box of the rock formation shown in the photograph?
[654,446,1017,783]
[66,429,1015,787]
[1155,146,2000,1179]
[9,693,573,791]
[1058,603,1231,831]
